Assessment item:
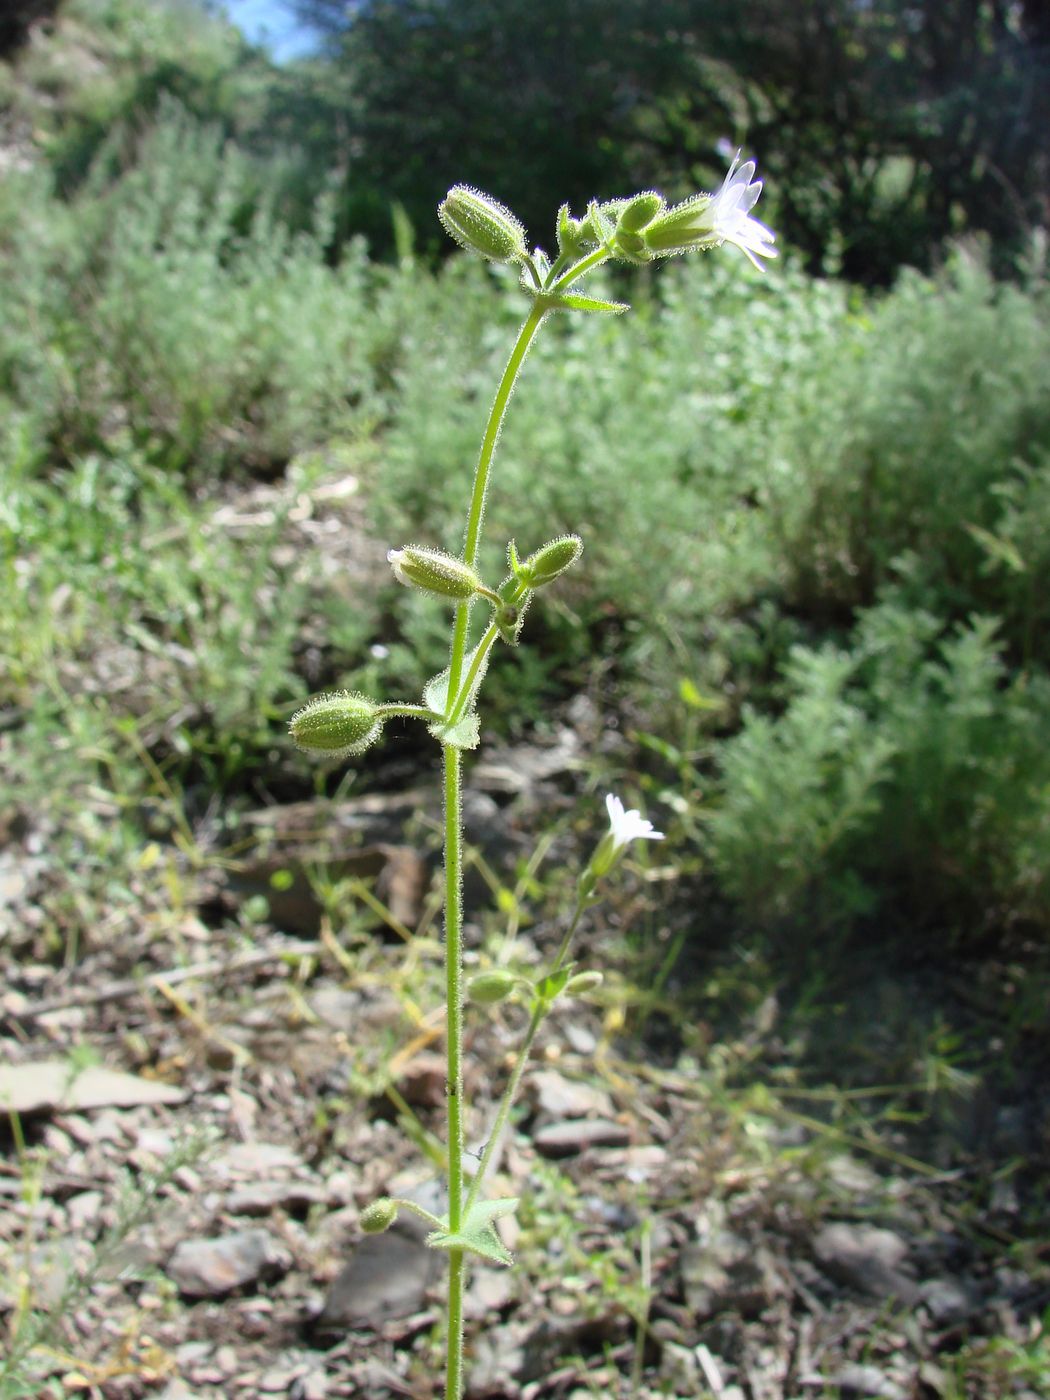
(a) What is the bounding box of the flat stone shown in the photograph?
[225,1180,328,1216]
[527,1069,614,1121]
[532,1118,632,1157]
[0,1062,184,1114]
[313,1227,442,1331]
[214,1143,305,1178]
[166,1230,292,1298]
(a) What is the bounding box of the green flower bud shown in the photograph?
[388,546,484,601]
[468,971,518,1005]
[360,1197,399,1234]
[556,203,597,258]
[564,970,604,997]
[519,535,583,588]
[438,186,528,265]
[617,192,665,234]
[290,691,382,759]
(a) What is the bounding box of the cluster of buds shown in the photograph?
[439,154,776,285]
[289,537,584,758]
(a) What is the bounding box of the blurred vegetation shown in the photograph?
[1,0,1050,968]
[296,0,1050,283]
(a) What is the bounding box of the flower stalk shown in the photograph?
[290,157,772,1400]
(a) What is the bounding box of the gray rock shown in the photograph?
[527,1069,614,1121]
[166,1230,292,1298]
[920,1275,976,1325]
[532,1118,631,1157]
[313,1227,442,1331]
[225,1180,328,1216]
[813,1222,919,1304]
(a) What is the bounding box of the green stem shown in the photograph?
[376,702,444,722]
[443,742,466,1399]
[548,246,609,294]
[446,301,548,701]
[438,250,608,1400]
[447,621,499,725]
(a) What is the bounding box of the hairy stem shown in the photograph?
[440,251,608,1399]
[443,742,466,1399]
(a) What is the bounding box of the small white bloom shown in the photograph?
[641,152,777,270]
[605,793,664,852]
[708,153,777,271]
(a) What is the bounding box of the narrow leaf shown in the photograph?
[552,293,630,315]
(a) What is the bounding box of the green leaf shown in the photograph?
[428,711,481,750]
[678,677,724,711]
[423,667,450,716]
[426,1197,518,1267]
[550,293,630,315]
[964,522,1026,575]
[422,640,490,720]
[535,964,574,1002]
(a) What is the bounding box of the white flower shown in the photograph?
[642,152,777,270]
[581,793,665,893]
[605,793,664,852]
[708,153,777,270]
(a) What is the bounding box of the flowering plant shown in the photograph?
[291,157,774,1398]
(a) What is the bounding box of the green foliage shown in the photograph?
[298,0,1049,280]
[769,258,1050,654]
[4,5,1050,955]
[708,599,1050,934]
[0,99,383,475]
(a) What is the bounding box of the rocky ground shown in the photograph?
[2,763,1049,1400]
[2,463,1049,1398]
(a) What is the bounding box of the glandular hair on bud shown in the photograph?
[388,546,484,601]
[468,971,518,1005]
[564,970,604,997]
[438,186,528,265]
[617,191,665,234]
[290,691,382,759]
[520,535,583,588]
[360,1198,399,1234]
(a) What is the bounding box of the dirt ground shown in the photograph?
[2,773,1049,1400]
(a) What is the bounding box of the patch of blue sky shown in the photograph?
[220,0,320,63]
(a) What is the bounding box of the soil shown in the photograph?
[2,770,1049,1400]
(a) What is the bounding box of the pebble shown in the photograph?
[166,1230,292,1298]
[527,1069,614,1121]
[813,1222,919,1304]
[215,1142,305,1178]
[313,1226,442,1331]
[531,1118,631,1157]
[225,1179,328,1216]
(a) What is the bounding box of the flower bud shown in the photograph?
[564,970,604,997]
[468,971,518,1005]
[518,535,583,588]
[438,186,528,265]
[556,203,596,258]
[617,192,665,234]
[388,546,484,601]
[360,1198,398,1234]
[290,691,382,759]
